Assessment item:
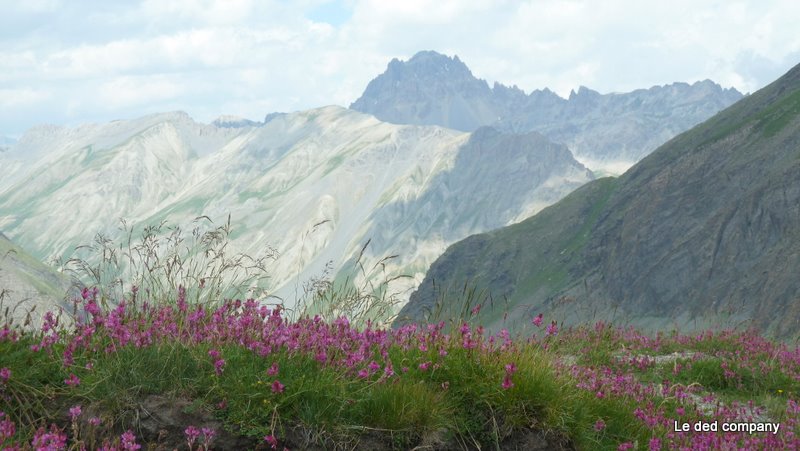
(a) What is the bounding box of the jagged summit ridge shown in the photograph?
[352,51,498,132]
[211,115,259,128]
[351,50,743,169]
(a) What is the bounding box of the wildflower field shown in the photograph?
[1,283,800,450]
[1,223,799,450]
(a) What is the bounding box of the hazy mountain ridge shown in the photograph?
[400,61,800,338]
[351,50,743,170]
[0,231,72,328]
[0,113,250,255]
[0,112,249,195]
[0,106,593,309]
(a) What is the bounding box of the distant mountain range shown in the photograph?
[0,50,750,321]
[0,107,591,308]
[399,61,800,339]
[351,51,743,170]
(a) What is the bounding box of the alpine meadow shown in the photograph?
[2,2,800,450]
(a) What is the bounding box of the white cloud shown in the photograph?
[11,0,60,13]
[140,0,259,25]
[0,0,798,135]
[96,76,187,109]
[0,88,50,108]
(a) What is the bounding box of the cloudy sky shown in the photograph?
[1,0,799,138]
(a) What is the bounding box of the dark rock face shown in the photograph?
[210,117,259,129]
[133,395,260,450]
[351,51,743,164]
[400,61,800,339]
[351,51,501,132]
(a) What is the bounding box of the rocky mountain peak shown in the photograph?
[366,50,487,92]
[350,51,496,131]
[350,51,742,166]
[568,86,601,102]
[400,60,800,338]
[211,115,259,129]
[401,50,472,77]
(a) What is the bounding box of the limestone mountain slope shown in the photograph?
[0,112,249,256]
[0,231,72,329]
[400,61,800,339]
[0,107,592,309]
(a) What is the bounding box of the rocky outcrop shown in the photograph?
[351,51,502,132]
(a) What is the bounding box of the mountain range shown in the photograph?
[0,51,747,322]
[399,61,800,339]
[0,107,593,310]
[351,50,743,171]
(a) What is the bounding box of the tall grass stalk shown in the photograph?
[53,215,277,309]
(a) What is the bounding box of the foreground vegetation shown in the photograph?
[1,284,800,450]
[2,220,799,450]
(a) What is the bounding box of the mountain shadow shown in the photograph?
[399,61,800,339]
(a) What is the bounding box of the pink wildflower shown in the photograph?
[201,427,216,448]
[0,367,10,382]
[649,437,662,450]
[69,405,82,421]
[264,434,278,449]
[120,430,141,450]
[532,313,543,327]
[0,412,16,441]
[271,380,285,394]
[267,362,279,376]
[64,373,80,386]
[594,419,605,431]
[214,359,226,376]
[31,425,67,449]
[185,426,201,448]
[505,363,517,374]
